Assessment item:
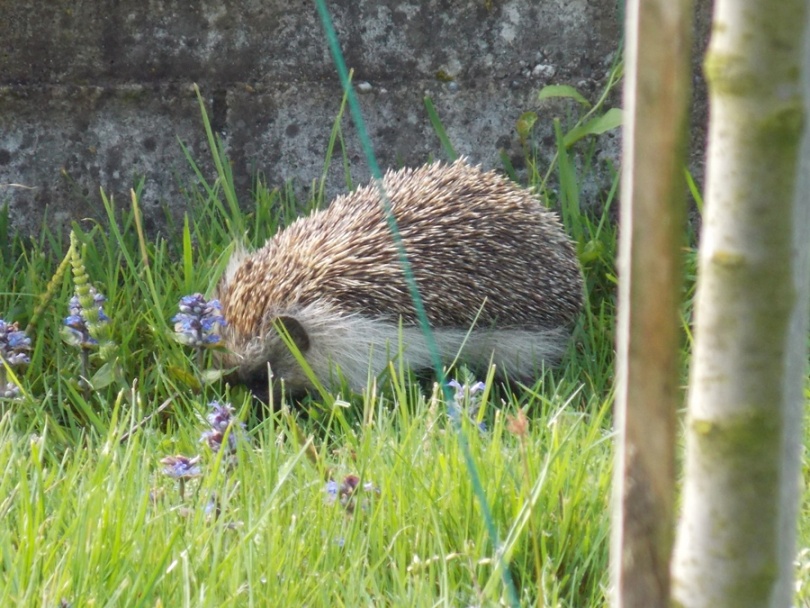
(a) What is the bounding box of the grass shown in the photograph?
[0,79,807,607]
[0,384,614,606]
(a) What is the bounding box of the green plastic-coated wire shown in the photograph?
[312,1,520,605]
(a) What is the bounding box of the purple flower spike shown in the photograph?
[200,401,247,456]
[172,293,227,348]
[206,400,237,430]
[0,319,32,368]
[62,290,108,350]
[0,319,31,399]
[447,379,488,433]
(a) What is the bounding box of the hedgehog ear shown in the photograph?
[274,315,311,354]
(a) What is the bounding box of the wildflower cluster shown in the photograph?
[61,286,116,394]
[0,320,31,367]
[325,474,379,514]
[59,231,122,396]
[0,319,32,399]
[200,400,248,459]
[159,401,247,503]
[447,379,487,432]
[172,294,226,346]
[63,291,109,350]
[159,454,202,501]
[160,454,202,479]
[64,231,115,359]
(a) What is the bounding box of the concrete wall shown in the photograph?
[0,0,711,237]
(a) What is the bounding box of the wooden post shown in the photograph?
[611,0,694,605]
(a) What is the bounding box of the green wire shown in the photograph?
[312,3,442,380]
[312,1,520,605]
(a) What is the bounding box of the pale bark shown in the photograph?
[670,1,810,606]
[611,0,693,606]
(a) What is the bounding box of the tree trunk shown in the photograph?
[670,1,810,606]
[611,0,693,606]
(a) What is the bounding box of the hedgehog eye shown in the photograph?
[274,316,311,353]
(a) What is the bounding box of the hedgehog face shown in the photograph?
[224,315,315,403]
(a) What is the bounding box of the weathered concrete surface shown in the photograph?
[0,0,711,238]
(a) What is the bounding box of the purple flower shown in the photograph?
[325,475,379,513]
[204,493,221,518]
[448,379,486,395]
[62,291,108,350]
[1,382,21,399]
[325,480,339,503]
[172,294,227,348]
[0,319,31,399]
[160,454,202,501]
[160,454,202,479]
[206,400,237,431]
[447,380,487,432]
[0,319,31,367]
[200,401,247,455]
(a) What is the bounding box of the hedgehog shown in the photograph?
[216,158,583,401]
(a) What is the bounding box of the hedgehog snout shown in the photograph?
[229,314,315,403]
[238,364,273,404]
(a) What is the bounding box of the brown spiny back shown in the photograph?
[218,159,583,344]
